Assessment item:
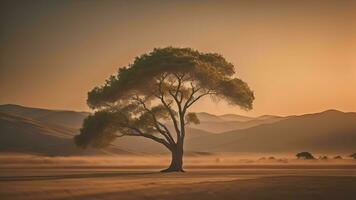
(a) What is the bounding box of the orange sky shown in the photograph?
[0,0,355,117]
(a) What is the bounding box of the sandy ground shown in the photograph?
[0,155,355,200]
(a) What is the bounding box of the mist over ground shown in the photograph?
[1,153,354,169]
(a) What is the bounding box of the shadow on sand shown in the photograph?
[0,171,157,182]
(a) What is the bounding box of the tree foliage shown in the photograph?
[74,47,254,171]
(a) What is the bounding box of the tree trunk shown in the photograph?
[161,145,184,172]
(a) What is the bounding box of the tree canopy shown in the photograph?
[74,47,254,172]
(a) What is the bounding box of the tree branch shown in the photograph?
[186,91,210,108]
[156,76,181,139]
[127,126,173,150]
[131,96,175,145]
[171,73,188,143]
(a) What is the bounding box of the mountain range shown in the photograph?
[0,104,355,156]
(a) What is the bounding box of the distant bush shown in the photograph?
[333,155,342,159]
[349,153,356,159]
[296,152,315,159]
[258,157,266,161]
[318,155,328,160]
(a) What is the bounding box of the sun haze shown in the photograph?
[1,0,355,116]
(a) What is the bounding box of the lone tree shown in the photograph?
[74,47,254,172]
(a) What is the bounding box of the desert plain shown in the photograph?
[1,154,355,200]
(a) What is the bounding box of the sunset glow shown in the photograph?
[1,0,355,116]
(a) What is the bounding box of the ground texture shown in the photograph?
[1,165,355,200]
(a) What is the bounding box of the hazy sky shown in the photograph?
[1,0,355,116]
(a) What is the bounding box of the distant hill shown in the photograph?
[1,104,355,155]
[194,112,226,122]
[0,112,129,156]
[186,110,356,154]
[191,112,285,133]
[0,104,89,129]
[0,104,214,155]
[219,113,254,122]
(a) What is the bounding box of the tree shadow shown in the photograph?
[0,171,157,182]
